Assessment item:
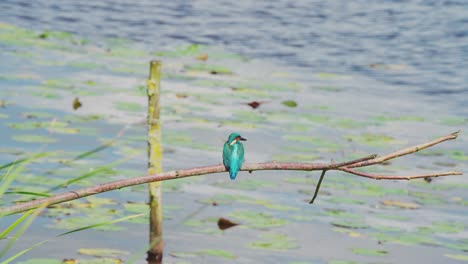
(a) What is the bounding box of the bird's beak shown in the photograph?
[239,136,247,141]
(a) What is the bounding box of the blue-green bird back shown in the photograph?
[223,133,245,180]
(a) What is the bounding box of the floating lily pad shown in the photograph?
[229,210,286,229]
[113,101,144,112]
[282,100,298,108]
[445,254,468,261]
[345,133,398,146]
[185,63,232,75]
[324,197,365,205]
[417,221,465,235]
[440,116,467,126]
[450,151,468,161]
[373,115,425,122]
[197,249,236,259]
[248,233,298,250]
[12,134,57,143]
[370,232,439,247]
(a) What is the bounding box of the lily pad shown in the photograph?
[450,151,468,161]
[282,100,298,108]
[197,249,236,259]
[248,233,298,250]
[229,210,286,229]
[445,254,468,261]
[12,134,57,143]
[185,63,232,75]
[345,133,398,146]
[113,102,144,112]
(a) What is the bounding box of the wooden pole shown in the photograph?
[146,60,163,264]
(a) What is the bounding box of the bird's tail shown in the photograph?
[229,169,238,180]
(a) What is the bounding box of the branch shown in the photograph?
[348,131,460,168]
[340,168,462,180]
[0,131,462,216]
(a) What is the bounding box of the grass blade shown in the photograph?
[57,213,144,236]
[4,191,51,197]
[0,210,34,240]
[73,140,116,161]
[0,204,48,258]
[0,152,53,171]
[0,240,49,264]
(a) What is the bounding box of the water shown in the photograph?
[0,1,467,263]
[1,0,467,114]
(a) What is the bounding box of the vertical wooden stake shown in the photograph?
[146,60,163,264]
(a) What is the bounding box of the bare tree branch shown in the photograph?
[348,131,460,168]
[0,131,462,216]
[340,167,462,180]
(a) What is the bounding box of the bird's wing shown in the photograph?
[223,142,232,168]
[237,143,245,168]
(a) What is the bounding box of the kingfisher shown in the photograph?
[223,132,247,180]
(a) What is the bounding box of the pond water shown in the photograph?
[0,1,467,264]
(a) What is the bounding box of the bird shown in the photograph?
[223,132,247,180]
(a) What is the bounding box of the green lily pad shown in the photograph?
[197,249,236,259]
[12,134,57,143]
[373,115,425,122]
[445,254,468,261]
[417,221,465,234]
[370,232,439,247]
[185,63,232,74]
[450,151,468,161]
[248,233,298,250]
[440,116,467,126]
[113,101,144,112]
[229,210,286,229]
[282,100,298,108]
[351,248,388,256]
[345,133,399,146]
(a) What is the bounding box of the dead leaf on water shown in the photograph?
[381,200,420,209]
[245,101,268,109]
[73,97,82,110]
[196,53,208,61]
[217,217,239,230]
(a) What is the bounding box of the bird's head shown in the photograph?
[227,132,247,146]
